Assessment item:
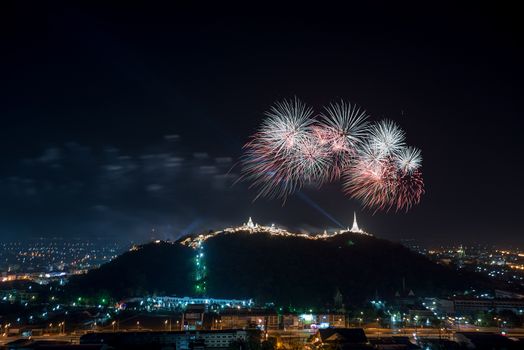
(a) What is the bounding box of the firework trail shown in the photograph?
[240,98,425,211]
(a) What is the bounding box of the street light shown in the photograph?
[4,323,11,336]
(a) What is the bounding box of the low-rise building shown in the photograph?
[81,329,260,349]
[453,298,524,314]
[309,328,371,349]
[220,309,279,330]
[455,332,521,349]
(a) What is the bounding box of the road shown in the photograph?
[2,327,524,346]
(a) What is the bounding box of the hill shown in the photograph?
[66,231,490,308]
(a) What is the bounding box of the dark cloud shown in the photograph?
[0,139,246,241]
[164,134,180,142]
[38,147,61,163]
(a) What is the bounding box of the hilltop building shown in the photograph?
[181,213,372,249]
[350,212,363,233]
[341,212,372,236]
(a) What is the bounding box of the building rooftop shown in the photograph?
[317,328,368,344]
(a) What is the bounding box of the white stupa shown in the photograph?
[344,212,372,235]
[349,212,363,233]
[246,217,255,228]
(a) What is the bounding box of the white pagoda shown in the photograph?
[349,212,363,233]
[340,212,371,236]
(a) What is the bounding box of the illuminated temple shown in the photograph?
[180,213,372,248]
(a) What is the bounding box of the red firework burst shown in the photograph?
[393,169,425,211]
[344,155,425,212]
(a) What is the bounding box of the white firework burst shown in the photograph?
[367,119,406,157]
[319,100,369,153]
[290,132,333,184]
[260,97,314,156]
[395,146,422,173]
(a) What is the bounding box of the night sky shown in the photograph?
[1,3,522,245]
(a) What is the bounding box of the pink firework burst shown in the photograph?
[240,98,319,201]
[344,144,425,212]
[318,101,369,180]
[343,155,398,211]
[240,136,301,201]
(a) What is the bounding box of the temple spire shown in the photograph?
[349,212,365,234]
[350,212,360,232]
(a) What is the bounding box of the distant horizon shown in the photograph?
[2,227,522,249]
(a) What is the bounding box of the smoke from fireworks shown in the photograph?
[240,98,425,211]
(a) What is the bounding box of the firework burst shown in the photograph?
[259,98,314,156]
[318,101,369,180]
[289,132,333,184]
[343,153,398,211]
[240,98,319,200]
[240,98,425,211]
[367,119,406,157]
[396,146,422,174]
[240,138,300,200]
[343,141,424,212]
[394,169,425,211]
